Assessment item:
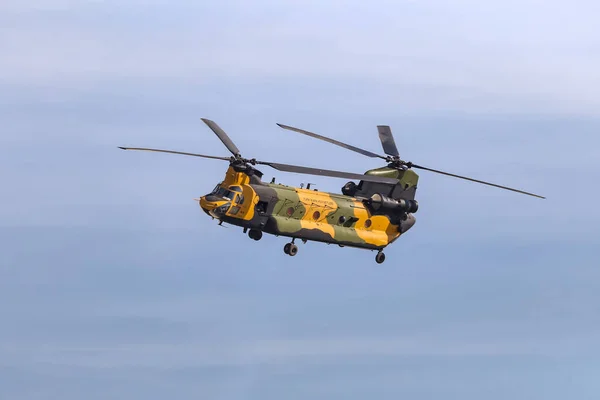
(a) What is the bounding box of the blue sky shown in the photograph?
[1,1,600,399]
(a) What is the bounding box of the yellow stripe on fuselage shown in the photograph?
[352,201,401,247]
[295,188,339,237]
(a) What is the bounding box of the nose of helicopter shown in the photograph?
[199,195,231,218]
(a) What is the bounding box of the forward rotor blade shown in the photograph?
[410,163,545,199]
[257,161,398,184]
[201,118,241,157]
[118,147,396,184]
[377,125,400,157]
[118,147,231,161]
[276,123,386,160]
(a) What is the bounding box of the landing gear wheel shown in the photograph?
[284,243,298,256]
[375,251,386,264]
[248,229,262,241]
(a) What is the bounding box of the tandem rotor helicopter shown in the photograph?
[119,118,544,263]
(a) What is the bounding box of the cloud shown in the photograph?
[4,331,595,370]
[1,1,599,114]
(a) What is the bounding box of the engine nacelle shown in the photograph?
[367,193,419,214]
[341,181,358,196]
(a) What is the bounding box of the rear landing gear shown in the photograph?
[375,251,386,264]
[284,241,298,256]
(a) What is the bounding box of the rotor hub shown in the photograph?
[386,157,411,170]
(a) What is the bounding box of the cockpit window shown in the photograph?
[214,187,235,200]
[229,186,243,193]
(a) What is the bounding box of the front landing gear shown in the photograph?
[284,240,298,256]
[248,229,262,241]
[375,251,386,264]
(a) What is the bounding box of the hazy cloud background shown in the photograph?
[1,1,599,399]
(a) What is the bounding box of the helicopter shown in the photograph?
[119,118,544,264]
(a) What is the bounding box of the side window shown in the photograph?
[237,194,245,204]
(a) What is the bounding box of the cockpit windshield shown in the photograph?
[212,186,235,200]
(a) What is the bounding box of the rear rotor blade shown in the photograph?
[377,125,400,157]
[410,163,545,199]
[118,147,231,161]
[257,160,398,184]
[277,123,386,160]
[201,118,241,157]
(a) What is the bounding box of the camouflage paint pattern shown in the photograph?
[199,166,417,250]
[199,165,259,221]
[364,166,419,189]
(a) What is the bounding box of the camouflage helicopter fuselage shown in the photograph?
[199,164,419,251]
[120,117,544,263]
